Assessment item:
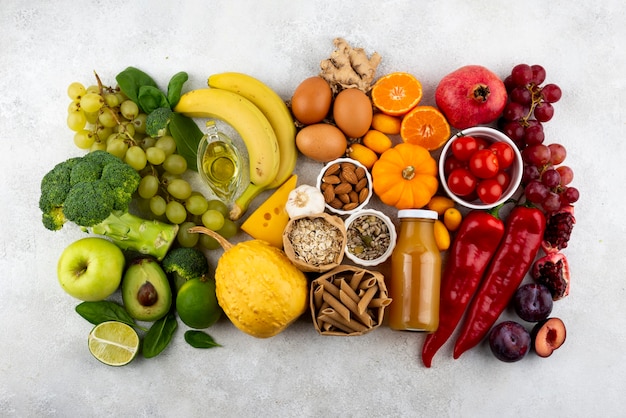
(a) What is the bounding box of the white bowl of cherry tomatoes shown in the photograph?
[439,126,523,210]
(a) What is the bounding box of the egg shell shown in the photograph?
[291,76,332,125]
[296,123,347,162]
[333,88,373,138]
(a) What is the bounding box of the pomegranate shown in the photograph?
[435,65,508,129]
[531,252,570,301]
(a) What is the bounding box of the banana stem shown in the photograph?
[230,183,268,220]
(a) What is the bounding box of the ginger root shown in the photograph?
[320,38,382,94]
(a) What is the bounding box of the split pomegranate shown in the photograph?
[531,252,571,301]
[435,65,508,129]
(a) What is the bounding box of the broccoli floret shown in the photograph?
[162,247,209,288]
[145,107,173,138]
[38,150,178,260]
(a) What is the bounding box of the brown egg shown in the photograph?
[333,88,373,138]
[295,123,347,162]
[291,76,332,125]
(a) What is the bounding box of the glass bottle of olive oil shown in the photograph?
[197,120,243,203]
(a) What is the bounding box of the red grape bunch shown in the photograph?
[499,64,562,149]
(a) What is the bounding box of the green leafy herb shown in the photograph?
[168,112,203,171]
[115,67,158,112]
[142,312,177,358]
[138,85,170,114]
[167,72,189,108]
[184,330,222,349]
[75,300,148,332]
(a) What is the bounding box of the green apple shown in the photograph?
[57,237,125,301]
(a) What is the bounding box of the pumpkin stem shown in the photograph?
[402,165,416,180]
[188,225,233,251]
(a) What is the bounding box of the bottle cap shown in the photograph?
[397,209,438,220]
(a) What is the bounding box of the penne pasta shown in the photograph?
[322,291,351,321]
[357,285,379,314]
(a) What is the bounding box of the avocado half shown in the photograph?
[122,257,172,322]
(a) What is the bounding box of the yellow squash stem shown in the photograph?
[188,226,233,251]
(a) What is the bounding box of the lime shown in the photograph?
[176,278,222,329]
[88,321,140,366]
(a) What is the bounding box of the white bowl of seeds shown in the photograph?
[343,209,396,267]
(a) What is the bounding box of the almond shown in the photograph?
[333,182,352,195]
[358,187,370,203]
[322,175,341,185]
[341,167,359,185]
[329,198,344,209]
[355,166,367,180]
[323,185,335,203]
[343,202,359,211]
[355,177,368,192]
[349,191,359,203]
[338,193,351,204]
[325,163,341,176]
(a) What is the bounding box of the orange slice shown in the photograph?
[400,106,451,151]
[371,72,423,117]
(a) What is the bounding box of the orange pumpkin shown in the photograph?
[371,142,439,209]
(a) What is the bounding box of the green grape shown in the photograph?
[146,146,166,165]
[185,194,209,216]
[149,195,167,216]
[106,137,128,159]
[67,82,86,100]
[90,140,107,152]
[94,126,113,142]
[199,234,222,250]
[217,218,239,239]
[84,111,99,124]
[125,146,147,171]
[104,93,120,108]
[163,154,187,175]
[98,107,118,128]
[161,171,180,187]
[138,175,160,199]
[166,200,187,224]
[206,199,229,218]
[74,129,96,149]
[176,221,199,248]
[115,92,127,104]
[201,209,225,231]
[132,113,147,134]
[155,135,177,156]
[80,92,105,113]
[67,110,87,131]
[167,178,192,200]
[86,85,100,94]
[117,121,136,138]
[68,100,81,112]
[120,100,139,120]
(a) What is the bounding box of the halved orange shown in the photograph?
[400,106,451,151]
[371,72,422,117]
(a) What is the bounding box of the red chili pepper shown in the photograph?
[453,205,546,359]
[421,209,505,368]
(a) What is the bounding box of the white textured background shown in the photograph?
[1,1,625,416]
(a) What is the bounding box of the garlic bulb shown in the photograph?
[285,185,326,218]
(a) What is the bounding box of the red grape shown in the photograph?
[523,144,551,166]
[534,102,554,122]
[525,180,549,203]
[548,143,567,165]
[530,65,546,85]
[542,192,562,212]
[510,86,532,105]
[511,64,533,87]
[556,165,574,186]
[541,84,562,103]
[522,164,540,184]
[541,168,561,188]
[523,124,545,146]
[502,121,525,143]
[562,186,579,204]
[503,102,526,122]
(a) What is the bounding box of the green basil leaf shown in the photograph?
[166,72,189,108]
[142,312,177,359]
[75,300,147,331]
[168,112,203,171]
[115,67,158,111]
[184,330,221,349]
[137,85,170,114]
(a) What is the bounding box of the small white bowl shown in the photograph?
[438,126,523,210]
[343,209,397,267]
[316,157,373,216]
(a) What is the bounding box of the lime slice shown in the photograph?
[88,321,140,366]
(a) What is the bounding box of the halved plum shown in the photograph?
[531,317,566,358]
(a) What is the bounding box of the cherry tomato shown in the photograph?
[489,142,515,169]
[474,137,489,150]
[447,168,477,197]
[469,149,499,179]
[451,136,478,161]
[477,179,503,204]
[493,170,511,190]
[443,155,468,176]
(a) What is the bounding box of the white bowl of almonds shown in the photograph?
[316,158,372,216]
[343,209,396,267]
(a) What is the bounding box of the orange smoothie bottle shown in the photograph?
[387,209,441,332]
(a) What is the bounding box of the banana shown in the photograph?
[208,72,298,219]
[174,88,280,197]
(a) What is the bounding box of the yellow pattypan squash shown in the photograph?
[371,142,439,209]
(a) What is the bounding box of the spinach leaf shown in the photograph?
[166,71,189,108]
[115,67,158,111]
[142,312,177,358]
[137,85,170,114]
[75,300,147,332]
[184,330,221,349]
[168,112,203,171]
